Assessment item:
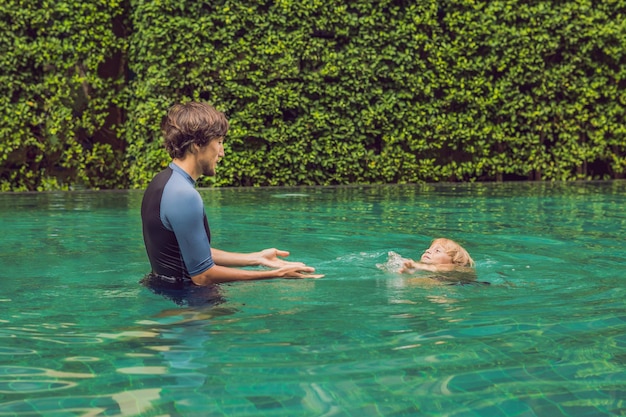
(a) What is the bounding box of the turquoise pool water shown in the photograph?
[0,182,624,416]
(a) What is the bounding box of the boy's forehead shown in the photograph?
[431,242,454,251]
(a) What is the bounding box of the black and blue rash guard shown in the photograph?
[141,163,214,280]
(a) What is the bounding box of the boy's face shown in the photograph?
[420,243,453,265]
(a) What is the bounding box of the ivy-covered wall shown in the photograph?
[1,0,625,191]
[1,0,127,191]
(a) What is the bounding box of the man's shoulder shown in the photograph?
[163,170,201,205]
[144,167,174,194]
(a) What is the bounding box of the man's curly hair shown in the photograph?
[162,102,229,159]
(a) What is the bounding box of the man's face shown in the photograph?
[198,138,224,177]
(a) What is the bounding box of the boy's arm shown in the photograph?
[399,260,441,273]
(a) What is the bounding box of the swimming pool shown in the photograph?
[0,182,624,416]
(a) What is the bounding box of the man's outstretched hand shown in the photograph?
[256,248,324,278]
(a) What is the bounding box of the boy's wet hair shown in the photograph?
[431,238,475,267]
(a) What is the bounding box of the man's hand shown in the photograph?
[256,248,324,278]
[255,248,306,268]
[276,265,325,279]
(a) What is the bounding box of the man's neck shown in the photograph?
[172,157,199,181]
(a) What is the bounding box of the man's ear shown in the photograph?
[190,143,199,154]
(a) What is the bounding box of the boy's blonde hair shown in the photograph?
[431,238,475,267]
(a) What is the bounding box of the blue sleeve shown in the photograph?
[161,180,214,276]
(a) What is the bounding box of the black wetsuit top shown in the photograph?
[141,163,214,280]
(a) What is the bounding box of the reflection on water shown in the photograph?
[0,182,625,416]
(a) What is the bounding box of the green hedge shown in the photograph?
[1,0,625,190]
[0,0,127,191]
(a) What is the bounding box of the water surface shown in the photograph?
[0,182,625,416]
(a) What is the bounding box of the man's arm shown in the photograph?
[191,263,322,286]
[211,248,306,268]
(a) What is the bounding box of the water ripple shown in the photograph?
[0,388,162,416]
[0,347,35,356]
[0,380,77,394]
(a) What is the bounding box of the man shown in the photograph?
[141,101,320,291]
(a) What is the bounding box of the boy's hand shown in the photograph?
[398,260,417,273]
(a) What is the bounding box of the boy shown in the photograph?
[399,238,474,273]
